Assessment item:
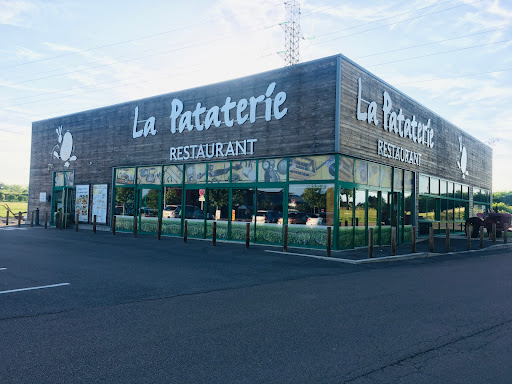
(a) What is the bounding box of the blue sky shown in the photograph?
[1,0,511,191]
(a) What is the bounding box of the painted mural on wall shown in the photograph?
[52,125,77,167]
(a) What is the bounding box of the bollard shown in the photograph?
[18,211,22,227]
[480,226,484,249]
[467,226,471,251]
[157,218,162,240]
[133,216,137,237]
[44,212,48,229]
[327,226,332,257]
[112,216,116,235]
[6,210,9,226]
[283,224,288,252]
[368,227,374,258]
[390,227,396,256]
[445,224,450,252]
[31,211,34,227]
[184,220,188,242]
[504,226,508,244]
[411,226,416,253]
[212,221,217,246]
[93,215,97,234]
[245,222,250,248]
[492,223,496,244]
[429,227,434,252]
[76,213,79,232]
[35,208,40,226]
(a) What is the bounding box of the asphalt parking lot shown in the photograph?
[1,227,511,383]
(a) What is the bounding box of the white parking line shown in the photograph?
[0,268,6,271]
[0,227,27,231]
[0,283,70,295]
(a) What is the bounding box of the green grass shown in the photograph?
[0,202,28,218]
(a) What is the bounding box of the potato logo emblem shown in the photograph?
[52,125,77,167]
[457,136,468,179]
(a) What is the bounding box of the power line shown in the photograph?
[368,38,512,68]
[0,0,284,72]
[306,0,481,47]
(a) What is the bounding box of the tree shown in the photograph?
[302,187,326,214]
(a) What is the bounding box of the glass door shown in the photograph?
[393,192,402,244]
[137,187,161,234]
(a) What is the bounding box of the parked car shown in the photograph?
[252,210,282,223]
[174,205,204,219]
[162,205,179,218]
[306,212,327,226]
[139,207,158,217]
[278,212,309,225]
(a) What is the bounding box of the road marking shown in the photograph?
[0,268,6,271]
[0,283,70,295]
[0,227,27,231]
[265,250,358,264]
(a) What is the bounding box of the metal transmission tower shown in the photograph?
[280,0,303,66]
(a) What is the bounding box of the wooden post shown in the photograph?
[504,226,508,244]
[391,227,396,256]
[480,226,484,249]
[445,224,450,252]
[327,226,332,257]
[429,227,434,252]
[133,216,137,237]
[76,213,79,232]
[411,226,416,253]
[283,224,288,252]
[18,211,22,227]
[157,218,162,240]
[31,211,34,227]
[467,226,471,251]
[44,212,48,229]
[212,221,217,246]
[93,215,97,234]
[245,222,250,248]
[492,223,496,245]
[112,216,116,235]
[184,220,188,242]
[368,227,374,258]
[5,210,8,226]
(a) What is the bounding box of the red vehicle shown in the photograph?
[465,211,512,238]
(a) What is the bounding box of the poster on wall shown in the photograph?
[75,185,90,222]
[92,184,108,224]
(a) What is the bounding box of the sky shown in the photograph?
[0,0,511,191]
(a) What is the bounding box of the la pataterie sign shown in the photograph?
[132,82,288,161]
[356,78,434,166]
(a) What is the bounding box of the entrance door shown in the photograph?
[53,188,74,228]
[393,192,403,244]
[137,187,161,233]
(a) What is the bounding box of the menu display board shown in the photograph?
[75,185,90,222]
[92,184,108,224]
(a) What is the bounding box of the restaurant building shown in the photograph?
[28,54,492,249]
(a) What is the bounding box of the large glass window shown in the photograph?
[232,189,255,241]
[185,164,207,184]
[287,184,334,247]
[394,169,403,192]
[354,190,367,247]
[289,155,336,181]
[138,188,161,233]
[184,189,205,237]
[404,171,413,192]
[258,158,287,183]
[255,188,283,243]
[440,180,447,197]
[115,168,136,186]
[419,175,429,194]
[339,188,354,249]
[381,192,392,245]
[207,162,230,183]
[380,166,392,189]
[339,156,354,183]
[137,166,162,185]
[206,189,229,239]
[114,187,135,231]
[163,165,183,185]
[355,160,368,185]
[162,187,182,235]
[368,163,380,187]
[232,160,257,183]
[430,178,439,195]
[368,191,379,243]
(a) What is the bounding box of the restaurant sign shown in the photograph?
[356,77,434,166]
